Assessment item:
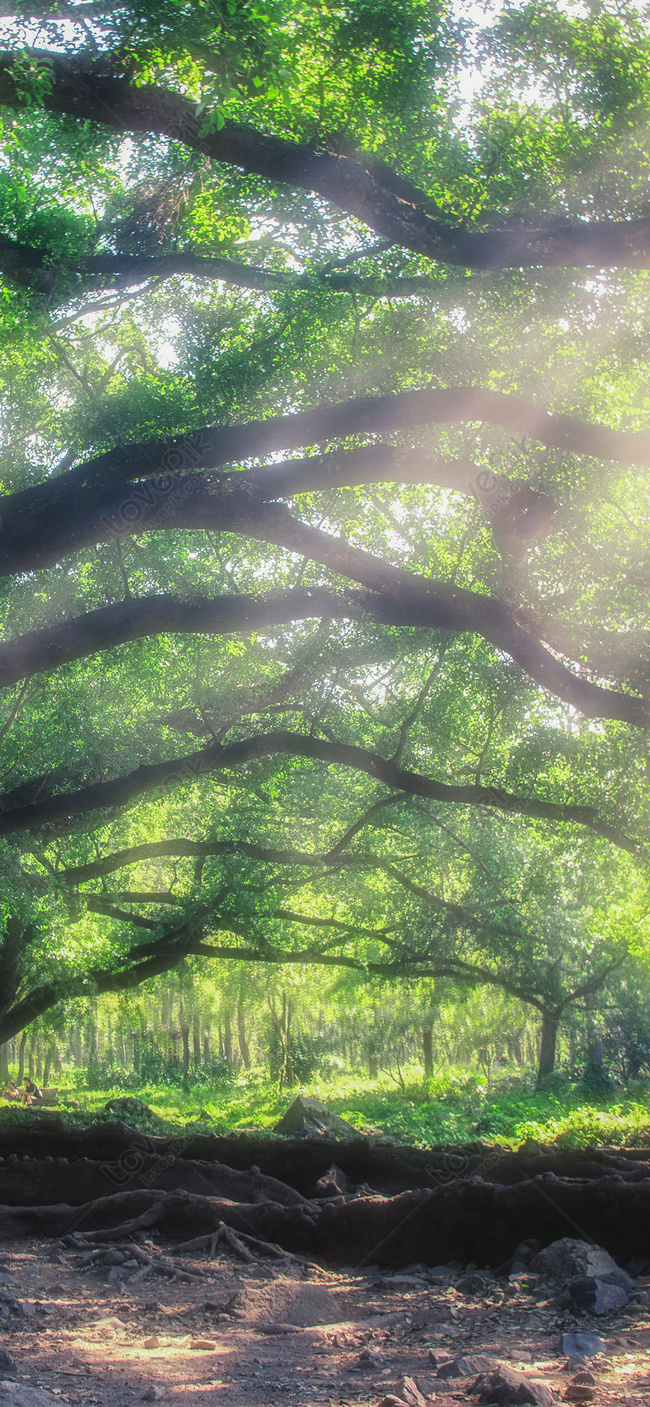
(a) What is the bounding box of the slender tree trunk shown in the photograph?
[536,1011,559,1087]
[192,1012,201,1064]
[237,987,251,1068]
[179,999,190,1079]
[36,1034,43,1081]
[203,1027,210,1063]
[17,1031,27,1084]
[43,1044,55,1087]
[422,1020,434,1078]
[0,1044,9,1082]
[223,1009,233,1065]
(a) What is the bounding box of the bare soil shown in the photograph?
[1,1236,650,1407]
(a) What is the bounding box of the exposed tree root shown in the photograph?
[1,1173,650,1266]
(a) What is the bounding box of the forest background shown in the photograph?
[1,0,650,1147]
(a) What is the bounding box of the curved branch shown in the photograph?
[1,56,650,272]
[0,728,635,848]
[0,384,646,580]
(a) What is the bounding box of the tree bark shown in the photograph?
[536,1012,559,1087]
[223,1009,233,1066]
[2,59,650,274]
[17,1031,26,1084]
[422,1021,434,1078]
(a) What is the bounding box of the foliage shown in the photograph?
[0,0,649,1084]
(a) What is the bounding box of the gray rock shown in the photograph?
[476,1365,555,1406]
[358,1349,383,1369]
[0,1386,62,1407]
[561,1332,605,1360]
[436,1355,499,1379]
[0,1357,14,1376]
[457,1271,494,1294]
[273,1096,358,1140]
[531,1238,633,1289]
[568,1277,629,1315]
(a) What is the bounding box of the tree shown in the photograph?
[0,0,649,1079]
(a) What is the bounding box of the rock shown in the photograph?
[143,1336,160,1349]
[510,1240,543,1274]
[437,1355,500,1380]
[315,1164,351,1197]
[141,1389,164,1402]
[374,1275,427,1291]
[190,1339,216,1350]
[561,1333,605,1360]
[0,1388,63,1407]
[531,1238,633,1290]
[377,1397,408,1407]
[457,1271,494,1294]
[103,1096,158,1121]
[103,1250,125,1266]
[395,1376,427,1407]
[570,1373,595,1386]
[273,1096,358,1139]
[568,1277,629,1315]
[563,1389,594,1403]
[358,1350,383,1369]
[476,1365,555,1406]
[0,1356,14,1376]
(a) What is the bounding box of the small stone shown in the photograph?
[0,1354,14,1375]
[377,1397,408,1407]
[103,1251,125,1267]
[395,1375,426,1407]
[189,1339,216,1350]
[358,1350,383,1369]
[141,1389,164,1402]
[564,1389,594,1402]
[457,1271,494,1294]
[570,1373,596,1386]
[476,1364,555,1406]
[437,1356,499,1380]
[49,1285,66,1296]
[143,1337,159,1349]
[561,1334,604,1360]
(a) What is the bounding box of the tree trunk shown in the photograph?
[180,1011,190,1079]
[536,1012,559,1087]
[36,1034,43,1081]
[223,1009,233,1065]
[0,1043,9,1082]
[192,1012,201,1065]
[43,1044,56,1088]
[237,989,251,1068]
[17,1031,27,1084]
[422,1021,434,1079]
[203,1028,210,1063]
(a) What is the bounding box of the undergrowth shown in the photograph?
[5,1063,650,1147]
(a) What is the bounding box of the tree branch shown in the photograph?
[0,728,635,847]
[1,56,650,272]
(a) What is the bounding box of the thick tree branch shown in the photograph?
[0,232,462,303]
[0,727,635,847]
[1,56,650,272]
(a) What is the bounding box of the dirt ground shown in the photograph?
[1,1238,649,1406]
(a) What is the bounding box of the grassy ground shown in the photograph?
[9,1063,650,1147]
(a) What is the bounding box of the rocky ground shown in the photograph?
[0,1235,648,1407]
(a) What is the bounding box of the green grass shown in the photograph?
[8,1063,650,1147]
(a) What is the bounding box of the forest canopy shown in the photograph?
[0,0,649,1084]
